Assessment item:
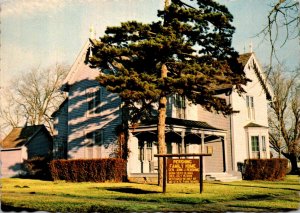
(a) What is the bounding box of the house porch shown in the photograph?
[127,117,229,179]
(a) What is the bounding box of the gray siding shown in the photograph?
[26,131,52,158]
[197,95,233,172]
[67,79,122,159]
[53,100,68,159]
[204,141,224,173]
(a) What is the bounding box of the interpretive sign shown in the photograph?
[154,153,212,193]
[167,159,200,183]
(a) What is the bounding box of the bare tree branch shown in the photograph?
[268,64,300,173]
[258,0,299,67]
[0,64,69,135]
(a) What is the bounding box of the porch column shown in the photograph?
[201,131,205,153]
[127,133,140,174]
[222,135,227,172]
[142,141,150,173]
[181,131,185,154]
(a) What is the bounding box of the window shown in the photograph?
[146,141,153,161]
[138,141,144,161]
[86,130,103,146]
[87,87,101,114]
[261,136,266,151]
[138,141,153,161]
[246,95,255,120]
[174,94,186,119]
[251,136,259,152]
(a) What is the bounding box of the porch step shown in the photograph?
[205,173,242,182]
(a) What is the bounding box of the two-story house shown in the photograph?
[52,38,273,180]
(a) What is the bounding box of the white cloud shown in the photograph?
[0,0,141,18]
[1,0,67,17]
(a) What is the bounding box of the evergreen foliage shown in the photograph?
[88,0,250,185]
[88,0,249,121]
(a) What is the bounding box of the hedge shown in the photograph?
[243,158,288,181]
[49,158,126,182]
[23,156,52,180]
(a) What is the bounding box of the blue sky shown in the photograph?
[1,0,299,87]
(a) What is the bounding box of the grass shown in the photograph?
[1,175,300,212]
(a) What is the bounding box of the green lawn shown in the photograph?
[1,175,299,212]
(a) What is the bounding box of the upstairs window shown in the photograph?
[246,95,255,120]
[174,94,186,119]
[87,87,101,114]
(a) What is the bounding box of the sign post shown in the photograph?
[200,156,203,193]
[154,153,212,193]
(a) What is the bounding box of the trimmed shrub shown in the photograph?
[23,156,52,180]
[243,158,288,181]
[49,158,126,182]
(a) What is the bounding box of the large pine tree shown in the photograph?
[88,0,249,185]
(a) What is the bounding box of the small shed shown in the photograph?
[0,125,52,177]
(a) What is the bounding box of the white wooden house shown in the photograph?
[52,39,273,180]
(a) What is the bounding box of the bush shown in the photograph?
[49,158,126,182]
[243,158,288,181]
[23,156,52,180]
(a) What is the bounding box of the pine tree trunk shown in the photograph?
[157,64,167,186]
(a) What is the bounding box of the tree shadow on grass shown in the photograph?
[227,204,296,212]
[210,182,300,192]
[235,194,274,200]
[104,187,159,194]
[1,204,37,212]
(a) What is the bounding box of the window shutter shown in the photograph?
[95,88,101,113]
[87,90,94,111]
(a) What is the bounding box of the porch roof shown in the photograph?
[244,122,268,128]
[131,117,224,133]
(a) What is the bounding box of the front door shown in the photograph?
[138,141,158,173]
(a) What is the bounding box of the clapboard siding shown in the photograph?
[53,100,68,159]
[196,97,232,172]
[67,78,122,159]
[230,54,271,170]
[26,131,52,158]
[1,149,23,177]
[204,141,224,173]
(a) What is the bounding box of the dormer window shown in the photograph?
[246,95,255,120]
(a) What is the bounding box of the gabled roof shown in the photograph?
[61,40,100,91]
[0,125,50,149]
[244,122,268,128]
[51,98,68,118]
[239,52,273,100]
[209,53,271,96]
[238,53,252,67]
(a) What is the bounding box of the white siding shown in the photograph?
[231,55,270,170]
[1,149,24,177]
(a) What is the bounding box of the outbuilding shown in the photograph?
[0,125,52,177]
